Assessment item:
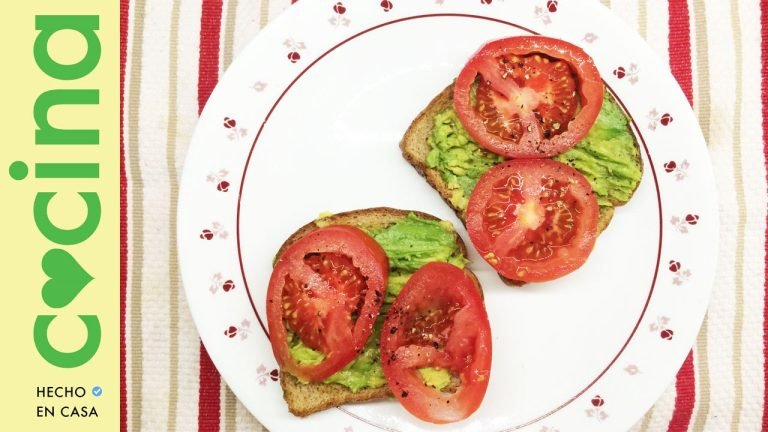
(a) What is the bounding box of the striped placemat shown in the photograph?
[119,0,767,430]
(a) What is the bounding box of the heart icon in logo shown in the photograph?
[42,249,94,309]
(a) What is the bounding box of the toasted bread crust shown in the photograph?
[274,207,471,417]
[275,207,468,262]
[400,85,465,220]
[280,372,392,417]
[596,205,615,234]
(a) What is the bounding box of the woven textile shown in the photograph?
[120,0,768,430]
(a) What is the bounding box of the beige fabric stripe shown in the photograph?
[729,0,745,429]
[223,385,237,432]
[638,406,654,432]
[694,1,711,141]
[259,0,270,29]
[693,316,711,431]
[166,1,182,430]
[128,0,148,429]
[223,0,238,72]
[171,2,205,428]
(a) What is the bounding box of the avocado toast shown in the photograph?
[273,207,475,416]
[401,83,644,235]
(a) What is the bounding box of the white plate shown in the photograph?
[177,1,718,430]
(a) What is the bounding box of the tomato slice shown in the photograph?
[266,225,388,382]
[454,36,604,158]
[381,262,492,424]
[466,159,599,282]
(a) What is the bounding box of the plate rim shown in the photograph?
[177,2,719,431]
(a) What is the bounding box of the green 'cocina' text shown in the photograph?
[31,15,102,368]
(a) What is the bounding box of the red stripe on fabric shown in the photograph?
[667,1,696,430]
[762,0,768,429]
[668,0,693,104]
[198,1,224,431]
[198,345,221,432]
[119,1,129,431]
[198,0,223,115]
[668,352,696,432]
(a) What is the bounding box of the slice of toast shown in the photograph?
[399,83,643,234]
[400,86,468,219]
[274,207,471,417]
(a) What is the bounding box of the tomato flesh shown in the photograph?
[381,262,492,424]
[455,36,603,158]
[466,159,599,282]
[475,53,578,141]
[400,297,462,351]
[281,252,368,353]
[267,226,388,382]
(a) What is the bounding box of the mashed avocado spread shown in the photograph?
[418,367,453,391]
[426,91,642,210]
[288,213,467,392]
[426,108,504,210]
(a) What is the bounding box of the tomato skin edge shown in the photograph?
[466,159,600,282]
[266,225,389,382]
[380,263,492,424]
[454,36,604,159]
